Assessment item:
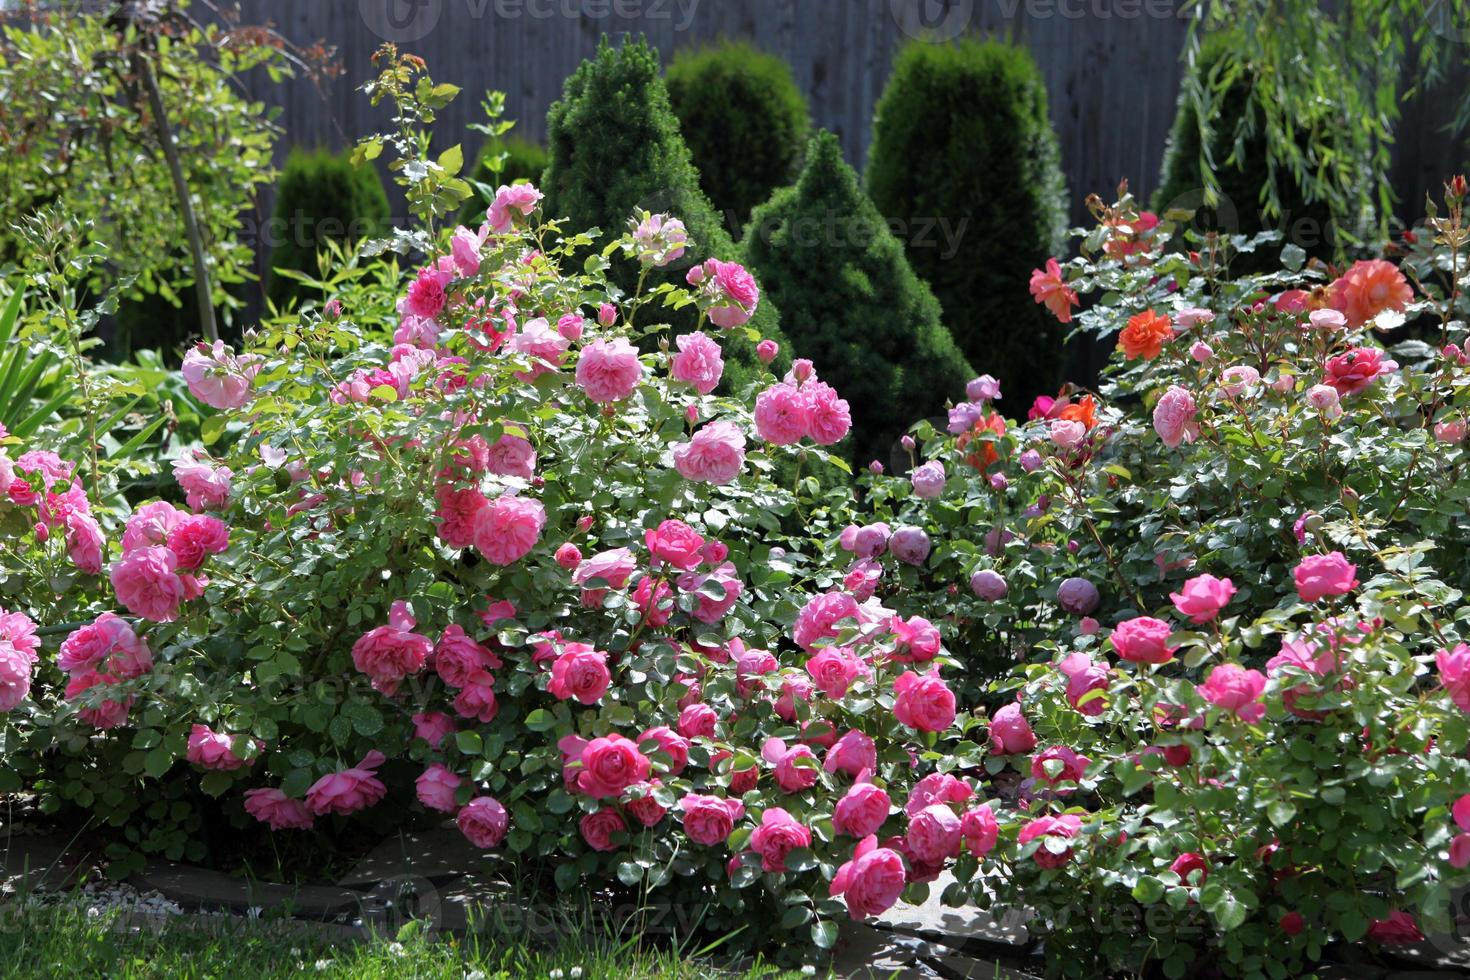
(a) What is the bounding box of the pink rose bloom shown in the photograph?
[554,542,583,569]
[576,337,644,403]
[749,807,811,872]
[486,182,543,233]
[483,433,537,479]
[434,486,486,550]
[64,670,131,728]
[65,512,105,575]
[676,562,743,624]
[243,788,314,831]
[890,615,941,663]
[411,711,457,748]
[1436,418,1468,444]
[1057,651,1109,716]
[1437,643,1470,713]
[416,763,463,813]
[704,259,760,328]
[805,647,870,699]
[1309,308,1347,331]
[548,643,611,704]
[773,743,820,793]
[824,729,877,779]
[351,601,432,696]
[122,501,184,553]
[58,613,150,676]
[910,461,945,499]
[39,479,90,531]
[0,644,33,712]
[1199,664,1267,723]
[792,591,862,652]
[404,265,451,319]
[755,339,779,364]
[670,331,724,395]
[306,751,388,815]
[110,546,186,622]
[574,547,636,591]
[579,807,627,852]
[891,526,932,566]
[472,494,545,566]
[624,781,668,827]
[457,797,509,849]
[673,421,746,484]
[677,702,718,739]
[0,607,38,665]
[1018,814,1082,868]
[1111,616,1178,665]
[803,381,852,445]
[834,782,891,838]
[679,794,745,846]
[754,383,809,445]
[961,805,999,856]
[1366,910,1424,945]
[893,669,956,732]
[1293,552,1358,602]
[632,575,674,626]
[645,519,705,570]
[1153,385,1199,448]
[1170,851,1209,885]
[989,703,1036,754]
[1189,341,1214,362]
[1049,418,1087,449]
[577,734,650,798]
[1219,365,1260,397]
[434,625,502,688]
[180,341,260,411]
[906,803,962,864]
[166,514,230,571]
[1170,573,1236,623]
[449,225,483,277]
[1324,347,1397,396]
[830,835,906,920]
[509,317,570,380]
[187,724,254,771]
[172,456,232,511]
[1174,307,1215,329]
[1031,745,1090,788]
[1306,383,1343,420]
[638,726,690,776]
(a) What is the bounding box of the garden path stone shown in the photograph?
[0,832,96,891]
[336,823,496,888]
[131,858,364,920]
[873,871,1034,949]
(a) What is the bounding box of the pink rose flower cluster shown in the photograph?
[753,365,852,447]
[110,497,228,623]
[57,612,153,729]
[687,258,760,328]
[0,607,40,713]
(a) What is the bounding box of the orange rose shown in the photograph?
[1118,310,1173,360]
[1329,259,1413,328]
[957,412,1006,472]
[1058,394,1098,431]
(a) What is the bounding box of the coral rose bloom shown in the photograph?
[1330,259,1413,327]
[1117,309,1173,360]
[1030,257,1079,323]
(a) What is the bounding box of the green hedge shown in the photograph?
[542,36,788,391]
[665,40,811,222]
[744,131,973,465]
[456,135,550,228]
[866,39,1067,410]
[266,149,390,310]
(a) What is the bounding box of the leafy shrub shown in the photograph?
[665,41,811,222]
[541,36,789,389]
[267,149,391,310]
[1152,30,1368,268]
[456,135,550,228]
[821,182,1470,976]
[743,131,973,466]
[865,39,1067,410]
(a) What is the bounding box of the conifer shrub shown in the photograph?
[541,36,788,390]
[744,131,973,465]
[267,149,390,309]
[865,39,1067,410]
[665,40,811,223]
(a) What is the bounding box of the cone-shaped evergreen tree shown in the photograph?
[866,39,1066,411]
[666,40,810,222]
[744,131,973,466]
[541,36,787,390]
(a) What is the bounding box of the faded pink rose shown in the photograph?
[673,421,746,485]
[1293,552,1358,602]
[472,494,545,566]
[180,341,260,410]
[458,796,510,848]
[243,788,314,831]
[576,337,644,403]
[1153,385,1199,448]
[172,456,232,511]
[411,711,457,748]
[306,751,388,815]
[416,763,463,813]
[110,546,186,622]
[483,433,537,479]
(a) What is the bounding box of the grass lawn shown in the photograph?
[0,900,807,980]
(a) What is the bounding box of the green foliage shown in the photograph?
[1153,29,1364,267]
[541,36,789,389]
[456,135,550,228]
[743,131,973,465]
[865,39,1067,410]
[665,40,811,222]
[267,149,391,310]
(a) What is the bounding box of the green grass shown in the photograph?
[0,899,806,980]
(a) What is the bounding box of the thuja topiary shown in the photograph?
[267,149,390,309]
[665,40,810,223]
[866,39,1067,410]
[744,131,973,465]
[541,35,788,390]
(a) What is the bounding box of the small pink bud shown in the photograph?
[868,460,884,475]
[685,404,700,425]
[324,298,343,319]
[555,543,582,569]
[901,435,916,452]
[1189,341,1213,362]
[791,358,814,383]
[755,339,778,365]
[1079,617,1100,635]
[557,314,585,342]
[576,515,595,534]
[989,472,1008,491]
[34,522,48,543]
[597,303,617,327]
[685,265,706,285]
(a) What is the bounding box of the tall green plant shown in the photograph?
[866,39,1067,410]
[744,131,973,465]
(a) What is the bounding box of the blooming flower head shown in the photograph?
[1329,259,1413,328]
[631,212,689,267]
[673,421,746,485]
[244,788,314,831]
[1018,814,1083,868]
[1293,552,1358,602]
[548,643,611,705]
[180,341,261,411]
[990,702,1037,754]
[486,182,543,233]
[458,796,510,848]
[1169,574,1237,624]
[187,724,255,771]
[893,669,956,733]
[1118,309,1173,360]
[748,807,811,872]
[700,259,760,328]
[576,734,649,799]
[58,613,151,678]
[669,330,724,395]
[754,383,808,445]
[305,751,388,815]
[472,494,545,566]
[1029,258,1078,323]
[1324,347,1397,396]
[576,338,644,404]
[1153,385,1199,448]
[110,546,186,622]
[1199,664,1267,723]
